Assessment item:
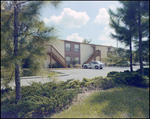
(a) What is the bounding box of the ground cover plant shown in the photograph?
[1,79,81,118]
[51,86,149,118]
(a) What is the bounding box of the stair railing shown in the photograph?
[46,45,68,67]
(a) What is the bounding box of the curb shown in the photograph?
[20,72,69,79]
[50,71,69,77]
[20,76,43,79]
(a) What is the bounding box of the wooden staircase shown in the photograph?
[46,45,68,68]
[85,50,101,63]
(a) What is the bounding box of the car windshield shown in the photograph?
[96,61,103,64]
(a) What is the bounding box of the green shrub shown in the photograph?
[50,63,63,68]
[74,64,82,68]
[1,80,81,118]
[69,64,73,68]
[135,68,149,78]
[101,77,115,89]
[108,70,149,88]
[107,71,119,77]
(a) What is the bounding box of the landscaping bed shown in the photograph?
[1,68,149,118]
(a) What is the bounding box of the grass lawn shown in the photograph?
[51,86,149,118]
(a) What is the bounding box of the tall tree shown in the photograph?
[109,1,149,74]
[127,1,149,75]
[109,1,137,72]
[1,1,60,102]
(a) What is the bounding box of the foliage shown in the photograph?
[73,60,78,66]
[74,64,82,68]
[50,63,63,68]
[82,38,92,44]
[107,71,119,77]
[135,68,149,78]
[107,69,149,88]
[1,1,60,100]
[1,79,81,118]
[105,48,130,67]
[69,64,73,68]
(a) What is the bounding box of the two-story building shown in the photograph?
[44,39,117,68]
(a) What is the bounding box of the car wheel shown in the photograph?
[95,66,98,69]
[84,65,87,69]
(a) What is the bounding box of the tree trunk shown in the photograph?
[129,37,133,72]
[138,1,144,75]
[14,2,21,101]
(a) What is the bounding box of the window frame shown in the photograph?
[75,57,79,64]
[66,57,71,65]
[74,44,79,52]
[66,43,71,51]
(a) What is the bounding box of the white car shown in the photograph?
[83,61,105,69]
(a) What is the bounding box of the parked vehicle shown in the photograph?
[143,62,149,66]
[83,61,105,69]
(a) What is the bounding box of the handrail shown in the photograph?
[85,50,100,63]
[46,45,68,67]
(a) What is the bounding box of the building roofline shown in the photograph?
[58,39,117,48]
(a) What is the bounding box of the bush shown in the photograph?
[107,71,119,77]
[49,63,63,68]
[135,68,149,78]
[1,80,81,118]
[101,77,115,89]
[107,70,149,88]
[74,64,82,68]
[69,64,73,68]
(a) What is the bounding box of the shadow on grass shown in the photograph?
[88,86,149,118]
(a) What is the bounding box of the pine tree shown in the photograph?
[125,1,149,75]
[109,1,149,74]
[109,1,136,72]
[1,1,60,102]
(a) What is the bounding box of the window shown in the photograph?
[93,62,98,64]
[75,57,79,64]
[74,44,79,52]
[66,43,71,51]
[66,57,71,65]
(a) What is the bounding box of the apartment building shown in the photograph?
[44,39,117,68]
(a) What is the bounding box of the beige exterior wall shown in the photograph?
[80,44,93,65]
[44,40,65,68]
[44,55,56,68]
[49,39,65,57]
[95,46,108,63]
[95,46,116,63]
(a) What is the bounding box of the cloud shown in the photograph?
[93,8,109,25]
[98,25,127,48]
[98,25,117,47]
[43,8,90,28]
[66,33,84,42]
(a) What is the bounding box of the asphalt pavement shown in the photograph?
[52,66,147,81]
[1,66,149,89]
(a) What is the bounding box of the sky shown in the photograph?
[40,1,130,49]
